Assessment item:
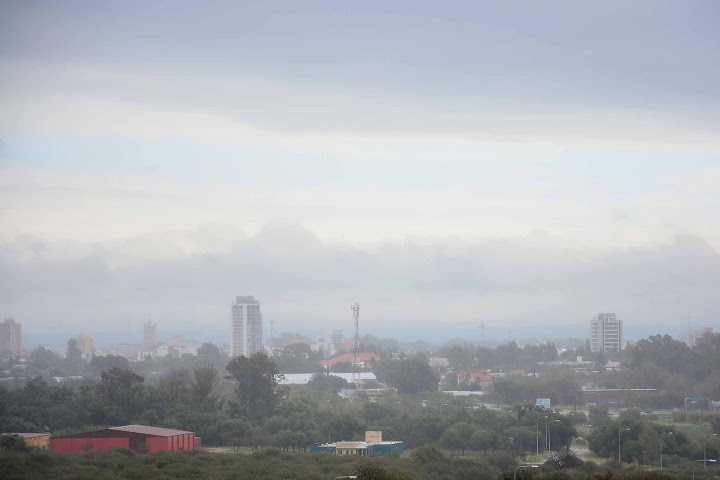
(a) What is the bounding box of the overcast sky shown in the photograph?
[1,1,719,344]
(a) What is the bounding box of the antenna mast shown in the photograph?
[270,319,275,349]
[352,302,360,384]
[479,323,485,347]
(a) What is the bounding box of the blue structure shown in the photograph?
[310,443,336,453]
[371,441,405,455]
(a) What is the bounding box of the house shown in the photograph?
[468,370,495,389]
[320,352,379,368]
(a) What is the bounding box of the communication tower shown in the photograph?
[352,302,360,384]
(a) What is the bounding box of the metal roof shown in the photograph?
[336,441,369,448]
[110,425,193,437]
[9,432,51,438]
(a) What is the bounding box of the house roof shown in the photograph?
[109,425,193,437]
[10,432,51,438]
[320,352,379,367]
[469,370,495,381]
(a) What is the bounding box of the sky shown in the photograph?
[1,1,719,346]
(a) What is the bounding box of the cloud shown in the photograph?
[2,225,718,340]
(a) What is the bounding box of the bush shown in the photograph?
[0,435,28,452]
[355,459,392,480]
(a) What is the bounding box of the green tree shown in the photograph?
[362,401,387,424]
[447,344,474,371]
[470,429,494,452]
[225,353,287,417]
[191,365,220,410]
[28,346,58,370]
[355,459,392,480]
[96,368,146,422]
[373,354,439,394]
[440,427,463,455]
[66,338,82,363]
[197,342,222,359]
[638,422,661,465]
[307,373,349,394]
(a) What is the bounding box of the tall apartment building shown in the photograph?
[0,317,22,357]
[143,322,158,354]
[590,313,623,352]
[231,296,263,358]
[76,335,95,356]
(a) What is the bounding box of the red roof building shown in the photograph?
[320,352,379,367]
[468,370,495,384]
[50,425,195,453]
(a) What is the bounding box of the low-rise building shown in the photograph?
[50,425,196,453]
[311,431,404,457]
[467,370,495,389]
[320,352,379,368]
[5,433,51,449]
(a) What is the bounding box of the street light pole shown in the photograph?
[537,416,547,456]
[618,428,630,463]
[660,432,672,470]
[693,459,716,480]
[705,434,718,470]
[513,465,539,480]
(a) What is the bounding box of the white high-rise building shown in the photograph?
[143,322,157,354]
[231,296,263,358]
[0,317,22,358]
[692,326,713,346]
[590,313,623,352]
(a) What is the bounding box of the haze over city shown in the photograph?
[1,1,719,345]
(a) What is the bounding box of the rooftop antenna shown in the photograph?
[479,323,485,347]
[352,302,360,385]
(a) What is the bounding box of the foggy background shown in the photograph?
[1,1,719,346]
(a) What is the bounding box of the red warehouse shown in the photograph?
[50,425,196,453]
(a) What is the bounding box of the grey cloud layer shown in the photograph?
[2,224,719,336]
[2,1,719,138]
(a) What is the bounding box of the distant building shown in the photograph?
[590,313,623,352]
[311,431,404,457]
[156,335,202,357]
[114,343,141,359]
[320,352,379,368]
[50,425,196,453]
[327,330,345,354]
[5,433,51,449]
[76,335,95,356]
[231,296,263,358]
[0,317,22,358]
[143,322,158,354]
[692,326,713,345]
[429,357,450,368]
[467,370,495,389]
